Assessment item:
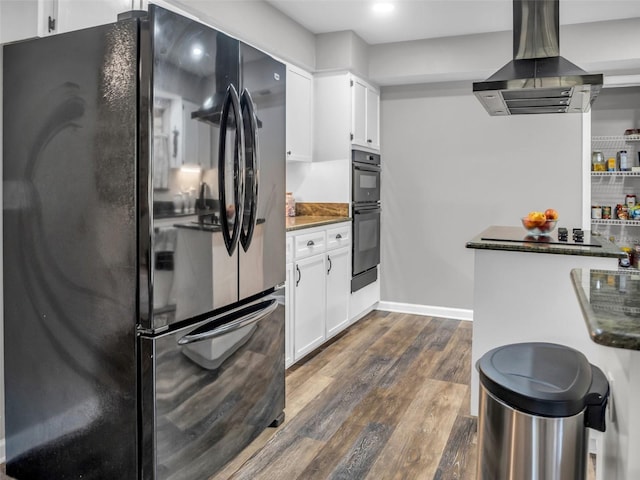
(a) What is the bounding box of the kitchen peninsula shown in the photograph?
[466,225,624,417]
[571,268,640,480]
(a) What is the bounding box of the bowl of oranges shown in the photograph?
[521,209,559,236]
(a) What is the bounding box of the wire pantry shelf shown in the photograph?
[591,171,640,176]
[592,135,640,146]
[592,136,639,157]
[591,219,640,226]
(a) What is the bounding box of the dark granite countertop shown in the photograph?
[466,226,625,258]
[570,268,640,351]
[286,216,351,232]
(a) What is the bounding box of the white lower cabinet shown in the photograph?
[325,246,350,339]
[293,254,327,361]
[286,221,351,366]
[285,261,295,368]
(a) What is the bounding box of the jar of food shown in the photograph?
[602,205,612,219]
[607,157,617,171]
[592,151,606,171]
[634,245,640,268]
[618,150,631,171]
[626,194,637,208]
[620,247,631,268]
[286,192,296,217]
[591,205,602,219]
[617,204,629,220]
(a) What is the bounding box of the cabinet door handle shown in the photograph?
[287,150,292,155]
[296,264,301,287]
[307,240,315,247]
[367,139,372,143]
[327,255,332,274]
[335,234,342,240]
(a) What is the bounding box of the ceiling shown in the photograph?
[264,0,640,45]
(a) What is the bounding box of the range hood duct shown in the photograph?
[473,0,603,115]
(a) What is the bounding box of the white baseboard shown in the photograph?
[350,303,377,325]
[377,301,473,322]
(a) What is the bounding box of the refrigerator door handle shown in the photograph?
[240,89,259,252]
[218,84,246,256]
[178,298,278,345]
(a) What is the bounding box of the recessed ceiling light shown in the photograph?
[372,2,394,14]
[191,45,204,59]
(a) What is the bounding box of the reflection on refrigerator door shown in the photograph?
[140,296,285,480]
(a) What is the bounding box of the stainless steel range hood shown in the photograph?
[473,0,603,115]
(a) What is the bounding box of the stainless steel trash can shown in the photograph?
[476,342,609,480]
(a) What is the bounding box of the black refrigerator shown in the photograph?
[2,5,286,479]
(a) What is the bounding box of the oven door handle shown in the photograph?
[354,205,381,214]
[177,298,278,345]
[353,163,381,173]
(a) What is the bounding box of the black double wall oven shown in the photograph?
[351,150,381,292]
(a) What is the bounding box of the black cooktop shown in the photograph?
[481,227,601,247]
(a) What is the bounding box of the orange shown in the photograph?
[527,211,547,227]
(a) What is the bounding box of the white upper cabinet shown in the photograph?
[1,0,56,43]
[365,87,380,150]
[56,0,131,34]
[286,64,313,162]
[315,72,380,162]
[0,0,130,43]
[351,77,380,150]
[351,78,367,147]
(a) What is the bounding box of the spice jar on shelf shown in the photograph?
[626,194,637,209]
[286,192,296,217]
[592,151,606,171]
[619,150,631,171]
[616,204,629,220]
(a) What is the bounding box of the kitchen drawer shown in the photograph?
[294,230,326,259]
[326,224,351,251]
[286,236,294,264]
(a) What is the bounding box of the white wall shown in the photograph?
[316,30,369,79]
[286,159,350,203]
[592,87,640,136]
[380,81,586,310]
[371,15,640,313]
[368,18,640,87]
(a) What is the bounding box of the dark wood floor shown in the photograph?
[214,310,598,480]
[1,310,597,479]
[213,310,478,480]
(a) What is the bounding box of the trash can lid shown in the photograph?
[477,342,596,417]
